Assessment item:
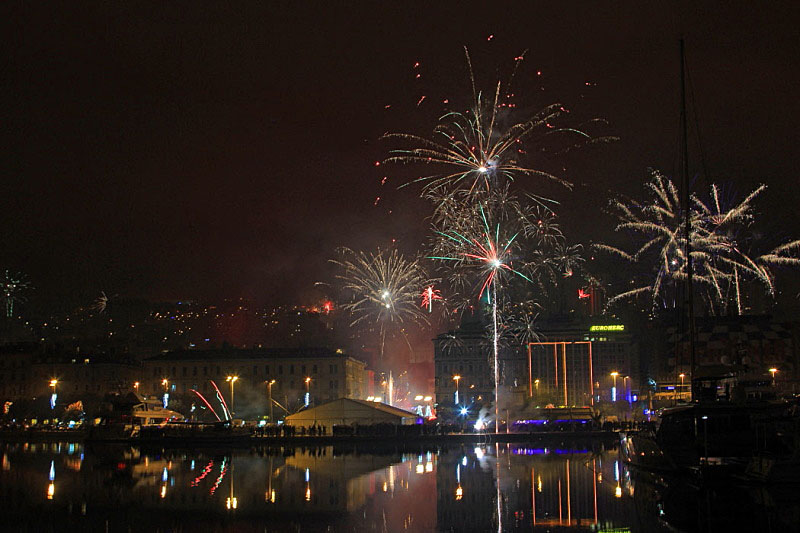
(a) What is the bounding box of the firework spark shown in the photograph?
[421,285,443,313]
[1,270,30,318]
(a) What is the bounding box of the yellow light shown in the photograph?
[615,485,622,498]
[610,371,619,377]
[226,375,238,383]
[452,375,461,382]
[382,481,388,492]
[537,475,542,493]
[270,489,276,503]
[49,379,58,388]
[425,462,433,472]
[414,395,423,401]
[590,324,625,332]
[423,396,432,402]
[769,368,778,374]
[455,485,463,500]
[305,487,311,501]
[47,482,55,499]
[160,484,167,499]
[415,464,424,474]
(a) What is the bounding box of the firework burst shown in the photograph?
[1,270,30,318]
[332,247,433,357]
[93,291,109,313]
[384,48,615,196]
[430,203,533,427]
[596,170,800,314]
[421,285,442,313]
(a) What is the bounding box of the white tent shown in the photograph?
[284,398,419,428]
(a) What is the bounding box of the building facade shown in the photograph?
[142,347,367,419]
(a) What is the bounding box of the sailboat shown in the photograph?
[622,40,799,478]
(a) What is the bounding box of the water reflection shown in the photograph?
[0,440,796,531]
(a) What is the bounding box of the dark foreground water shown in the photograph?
[0,440,798,532]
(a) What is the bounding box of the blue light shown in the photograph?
[459,406,469,416]
[611,386,617,402]
[304,392,310,407]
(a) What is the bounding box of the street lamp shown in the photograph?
[161,378,169,408]
[769,368,778,385]
[267,380,276,422]
[610,371,619,402]
[49,379,58,410]
[304,377,311,407]
[452,375,461,405]
[133,381,140,394]
[226,376,239,417]
[678,373,685,400]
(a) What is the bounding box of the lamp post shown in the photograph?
[610,371,619,402]
[623,376,631,404]
[452,375,461,405]
[161,378,169,408]
[769,368,778,386]
[304,377,311,407]
[49,379,58,410]
[226,376,239,417]
[133,381,140,394]
[267,380,276,422]
[678,373,685,400]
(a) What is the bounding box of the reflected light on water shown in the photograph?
[0,440,702,532]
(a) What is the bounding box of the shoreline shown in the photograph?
[0,428,619,446]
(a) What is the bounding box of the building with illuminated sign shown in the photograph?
[433,315,639,411]
[528,318,638,405]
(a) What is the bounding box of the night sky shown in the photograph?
[3,2,799,313]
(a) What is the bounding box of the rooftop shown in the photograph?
[145,346,353,363]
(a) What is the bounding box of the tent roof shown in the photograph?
[285,398,418,422]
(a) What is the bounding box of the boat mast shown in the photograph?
[680,39,697,400]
